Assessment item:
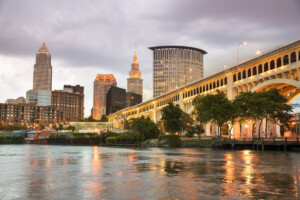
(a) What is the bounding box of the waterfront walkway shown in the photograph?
[213,137,300,151]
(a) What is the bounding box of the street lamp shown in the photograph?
[256,50,261,55]
[237,41,247,64]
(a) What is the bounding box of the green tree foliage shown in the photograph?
[87,115,96,122]
[100,115,109,122]
[185,124,205,139]
[158,135,181,147]
[234,91,267,137]
[52,125,59,132]
[161,103,183,134]
[66,125,76,132]
[0,124,27,132]
[235,89,292,137]
[193,90,234,136]
[0,135,25,144]
[58,124,64,132]
[116,131,140,144]
[124,119,130,130]
[180,112,194,135]
[39,124,45,130]
[129,116,159,140]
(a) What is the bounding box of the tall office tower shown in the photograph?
[127,51,143,97]
[27,42,53,106]
[33,42,52,91]
[93,74,117,120]
[106,86,126,115]
[149,46,207,98]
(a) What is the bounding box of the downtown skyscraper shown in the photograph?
[93,74,117,120]
[27,43,53,106]
[33,42,52,91]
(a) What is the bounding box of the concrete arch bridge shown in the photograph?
[109,40,300,138]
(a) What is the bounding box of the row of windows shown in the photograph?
[183,77,228,99]
[157,95,180,107]
[233,51,300,82]
[154,49,203,62]
[125,110,137,117]
[139,104,155,113]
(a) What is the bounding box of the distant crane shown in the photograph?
[34,128,40,140]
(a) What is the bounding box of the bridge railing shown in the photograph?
[216,137,300,142]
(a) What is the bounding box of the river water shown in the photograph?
[0,145,300,199]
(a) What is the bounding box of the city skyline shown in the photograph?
[0,0,299,117]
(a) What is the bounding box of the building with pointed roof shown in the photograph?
[93,74,117,120]
[27,43,53,106]
[33,42,52,91]
[127,51,143,97]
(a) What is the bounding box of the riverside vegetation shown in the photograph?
[0,89,292,147]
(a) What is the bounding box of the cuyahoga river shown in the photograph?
[1,145,300,199]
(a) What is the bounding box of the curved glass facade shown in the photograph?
[150,46,206,97]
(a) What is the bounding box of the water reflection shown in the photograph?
[0,146,300,199]
[85,146,104,199]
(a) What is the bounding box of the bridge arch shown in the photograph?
[251,79,300,103]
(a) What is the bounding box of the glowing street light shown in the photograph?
[256,50,261,55]
[237,41,247,64]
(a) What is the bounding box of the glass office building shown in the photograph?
[149,46,207,97]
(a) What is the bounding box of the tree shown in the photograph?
[260,89,292,137]
[39,124,45,130]
[180,111,194,136]
[66,125,76,132]
[185,124,204,139]
[129,116,159,140]
[234,91,264,138]
[52,124,59,132]
[161,103,183,134]
[234,89,292,138]
[194,124,205,139]
[193,90,234,137]
[87,115,96,122]
[100,114,108,122]
[58,124,64,132]
[124,119,130,130]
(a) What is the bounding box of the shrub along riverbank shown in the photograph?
[0,130,213,148]
[0,135,25,144]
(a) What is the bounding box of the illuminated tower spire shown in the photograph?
[127,51,143,96]
[129,50,141,79]
[132,50,138,64]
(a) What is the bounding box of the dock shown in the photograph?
[213,137,300,151]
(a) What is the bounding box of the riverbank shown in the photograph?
[3,136,300,151]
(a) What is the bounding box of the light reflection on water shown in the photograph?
[0,145,300,199]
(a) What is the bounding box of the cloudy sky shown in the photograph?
[0,0,299,117]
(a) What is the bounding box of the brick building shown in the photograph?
[0,103,57,124]
[51,85,84,122]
